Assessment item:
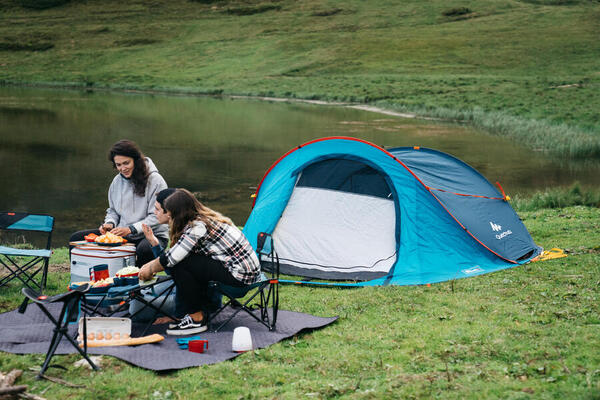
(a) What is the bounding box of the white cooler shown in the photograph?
[70,242,136,284]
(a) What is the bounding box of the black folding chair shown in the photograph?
[0,212,54,291]
[208,232,280,332]
[18,284,99,378]
[81,275,179,336]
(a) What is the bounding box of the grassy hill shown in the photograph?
[1,0,599,157]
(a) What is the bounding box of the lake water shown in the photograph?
[1,87,598,246]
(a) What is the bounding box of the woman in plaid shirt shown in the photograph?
[139,189,261,335]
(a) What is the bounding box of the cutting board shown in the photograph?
[82,334,164,348]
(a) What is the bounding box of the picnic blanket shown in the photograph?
[0,304,337,371]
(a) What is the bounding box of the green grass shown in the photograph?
[512,182,600,211]
[1,0,600,157]
[1,206,599,399]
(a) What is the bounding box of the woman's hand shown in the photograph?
[140,259,164,281]
[98,223,114,235]
[142,223,159,247]
[111,226,131,237]
[139,262,155,281]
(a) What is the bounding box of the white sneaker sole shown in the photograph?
[166,325,208,336]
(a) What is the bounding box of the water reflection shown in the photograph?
[1,87,598,246]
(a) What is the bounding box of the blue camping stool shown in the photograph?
[0,212,54,292]
[19,283,99,378]
[208,232,280,332]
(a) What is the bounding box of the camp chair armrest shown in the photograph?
[22,284,90,305]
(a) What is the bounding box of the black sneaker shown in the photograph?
[166,314,207,336]
[168,315,194,329]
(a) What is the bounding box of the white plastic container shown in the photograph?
[78,317,131,343]
[70,243,136,284]
[232,326,253,352]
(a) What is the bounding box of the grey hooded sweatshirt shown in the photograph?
[104,157,168,241]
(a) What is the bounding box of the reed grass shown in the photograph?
[375,102,600,159]
[511,182,600,211]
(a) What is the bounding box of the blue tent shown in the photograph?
[243,137,541,286]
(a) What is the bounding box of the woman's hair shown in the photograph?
[164,188,233,243]
[108,139,149,196]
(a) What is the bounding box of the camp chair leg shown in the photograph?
[37,327,99,378]
[103,300,130,316]
[19,260,45,290]
[265,282,279,330]
[0,212,54,291]
[0,261,18,287]
[272,286,279,329]
[210,303,247,333]
[21,285,98,377]
[34,301,98,377]
[0,255,45,290]
[0,256,34,289]
[91,277,178,334]
[210,283,273,332]
[58,329,99,373]
[80,294,111,317]
[207,297,235,332]
[38,328,64,377]
[126,283,177,336]
[208,232,280,332]
[41,257,49,291]
[258,290,269,327]
[208,295,242,332]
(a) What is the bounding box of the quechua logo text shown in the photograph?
[490,221,512,240]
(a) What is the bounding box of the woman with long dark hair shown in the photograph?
[70,139,169,266]
[139,189,261,335]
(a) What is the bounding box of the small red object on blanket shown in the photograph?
[188,340,208,353]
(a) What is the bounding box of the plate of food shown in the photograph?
[114,266,140,286]
[89,277,115,293]
[95,232,127,246]
[71,278,115,293]
[84,233,98,242]
[115,266,140,277]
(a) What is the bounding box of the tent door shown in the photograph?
[269,158,397,281]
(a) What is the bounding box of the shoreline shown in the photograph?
[1,80,598,159]
[1,80,438,121]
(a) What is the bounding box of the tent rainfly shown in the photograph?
[243,137,541,286]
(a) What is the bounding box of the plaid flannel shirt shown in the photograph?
[159,220,261,285]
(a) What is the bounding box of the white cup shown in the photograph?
[232,327,253,352]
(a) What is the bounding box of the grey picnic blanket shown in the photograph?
[0,303,337,371]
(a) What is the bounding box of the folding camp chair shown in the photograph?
[18,284,99,378]
[80,275,180,336]
[208,232,280,332]
[0,212,54,291]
